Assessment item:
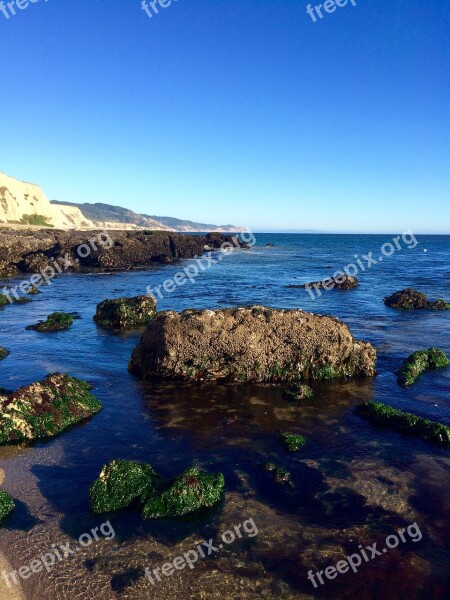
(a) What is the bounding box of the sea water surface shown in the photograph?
[0,234,449,600]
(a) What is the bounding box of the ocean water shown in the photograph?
[0,233,449,600]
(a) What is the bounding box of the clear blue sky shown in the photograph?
[0,0,448,232]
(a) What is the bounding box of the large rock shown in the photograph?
[384,289,449,310]
[129,306,377,383]
[397,348,449,387]
[0,373,102,444]
[94,296,157,329]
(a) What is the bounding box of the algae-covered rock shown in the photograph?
[27,286,41,295]
[89,460,159,514]
[279,432,307,452]
[283,384,314,402]
[384,289,450,310]
[129,306,376,383]
[142,466,225,519]
[0,348,9,361]
[0,373,102,445]
[26,312,75,333]
[397,348,449,387]
[0,490,15,522]
[94,296,157,329]
[355,402,450,447]
[264,463,293,486]
[0,295,31,306]
[293,274,358,291]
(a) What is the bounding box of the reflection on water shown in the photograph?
[0,234,449,599]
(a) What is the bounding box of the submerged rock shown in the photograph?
[129,306,377,383]
[0,490,15,522]
[0,348,8,361]
[283,383,314,402]
[279,432,307,452]
[397,348,449,386]
[89,462,225,520]
[355,402,450,447]
[89,460,159,514]
[94,296,157,329]
[26,312,75,332]
[0,373,102,445]
[264,463,293,486]
[142,466,225,519]
[384,289,450,310]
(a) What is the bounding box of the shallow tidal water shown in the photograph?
[0,233,449,600]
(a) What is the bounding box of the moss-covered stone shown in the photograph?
[0,348,9,361]
[264,463,293,486]
[279,432,307,452]
[142,466,225,519]
[355,402,450,447]
[94,296,157,329]
[0,490,15,522]
[0,373,102,445]
[283,384,314,402]
[13,297,32,304]
[26,312,75,333]
[89,460,159,514]
[397,348,449,386]
[384,289,449,310]
[27,286,41,295]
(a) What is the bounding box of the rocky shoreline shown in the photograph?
[0,229,239,277]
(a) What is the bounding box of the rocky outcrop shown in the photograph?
[0,229,238,277]
[0,374,102,445]
[0,348,8,361]
[26,312,75,333]
[89,461,225,520]
[129,306,377,383]
[287,275,358,291]
[94,296,156,329]
[0,490,14,522]
[384,289,450,310]
[279,432,307,452]
[355,402,450,447]
[397,348,449,386]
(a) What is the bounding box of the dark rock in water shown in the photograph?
[129,305,377,383]
[0,373,102,445]
[397,348,449,386]
[355,402,450,447]
[0,348,9,361]
[0,229,241,275]
[289,274,358,291]
[283,383,314,402]
[89,460,159,515]
[89,462,225,520]
[279,432,307,452]
[142,466,225,519]
[94,296,157,329]
[384,289,450,310]
[265,243,275,247]
[26,312,75,332]
[27,286,40,295]
[0,295,32,306]
[264,463,293,487]
[0,490,15,522]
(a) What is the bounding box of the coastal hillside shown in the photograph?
[147,215,243,232]
[0,172,94,229]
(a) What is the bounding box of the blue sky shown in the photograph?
[0,0,448,232]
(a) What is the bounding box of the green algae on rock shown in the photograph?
[94,296,157,329]
[26,312,75,333]
[0,373,102,445]
[129,306,377,383]
[0,348,9,361]
[279,432,307,452]
[283,384,314,402]
[89,460,159,515]
[27,286,41,295]
[0,490,15,522]
[264,463,293,486]
[355,402,450,447]
[397,348,449,386]
[384,289,450,310]
[142,466,225,520]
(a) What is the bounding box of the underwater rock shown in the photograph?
[89,460,159,514]
[355,402,450,447]
[279,432,307,452]
[94,296,157,329]
[397,348,449,386]
[0,373,102,445]
[264,463,293,487]
[0,490,15,522]
[129,305,377,383]
[283,383,314,402]
[384,289,450,310]
[26,312,75,332]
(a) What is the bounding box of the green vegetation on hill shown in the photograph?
[20,214,54,228]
